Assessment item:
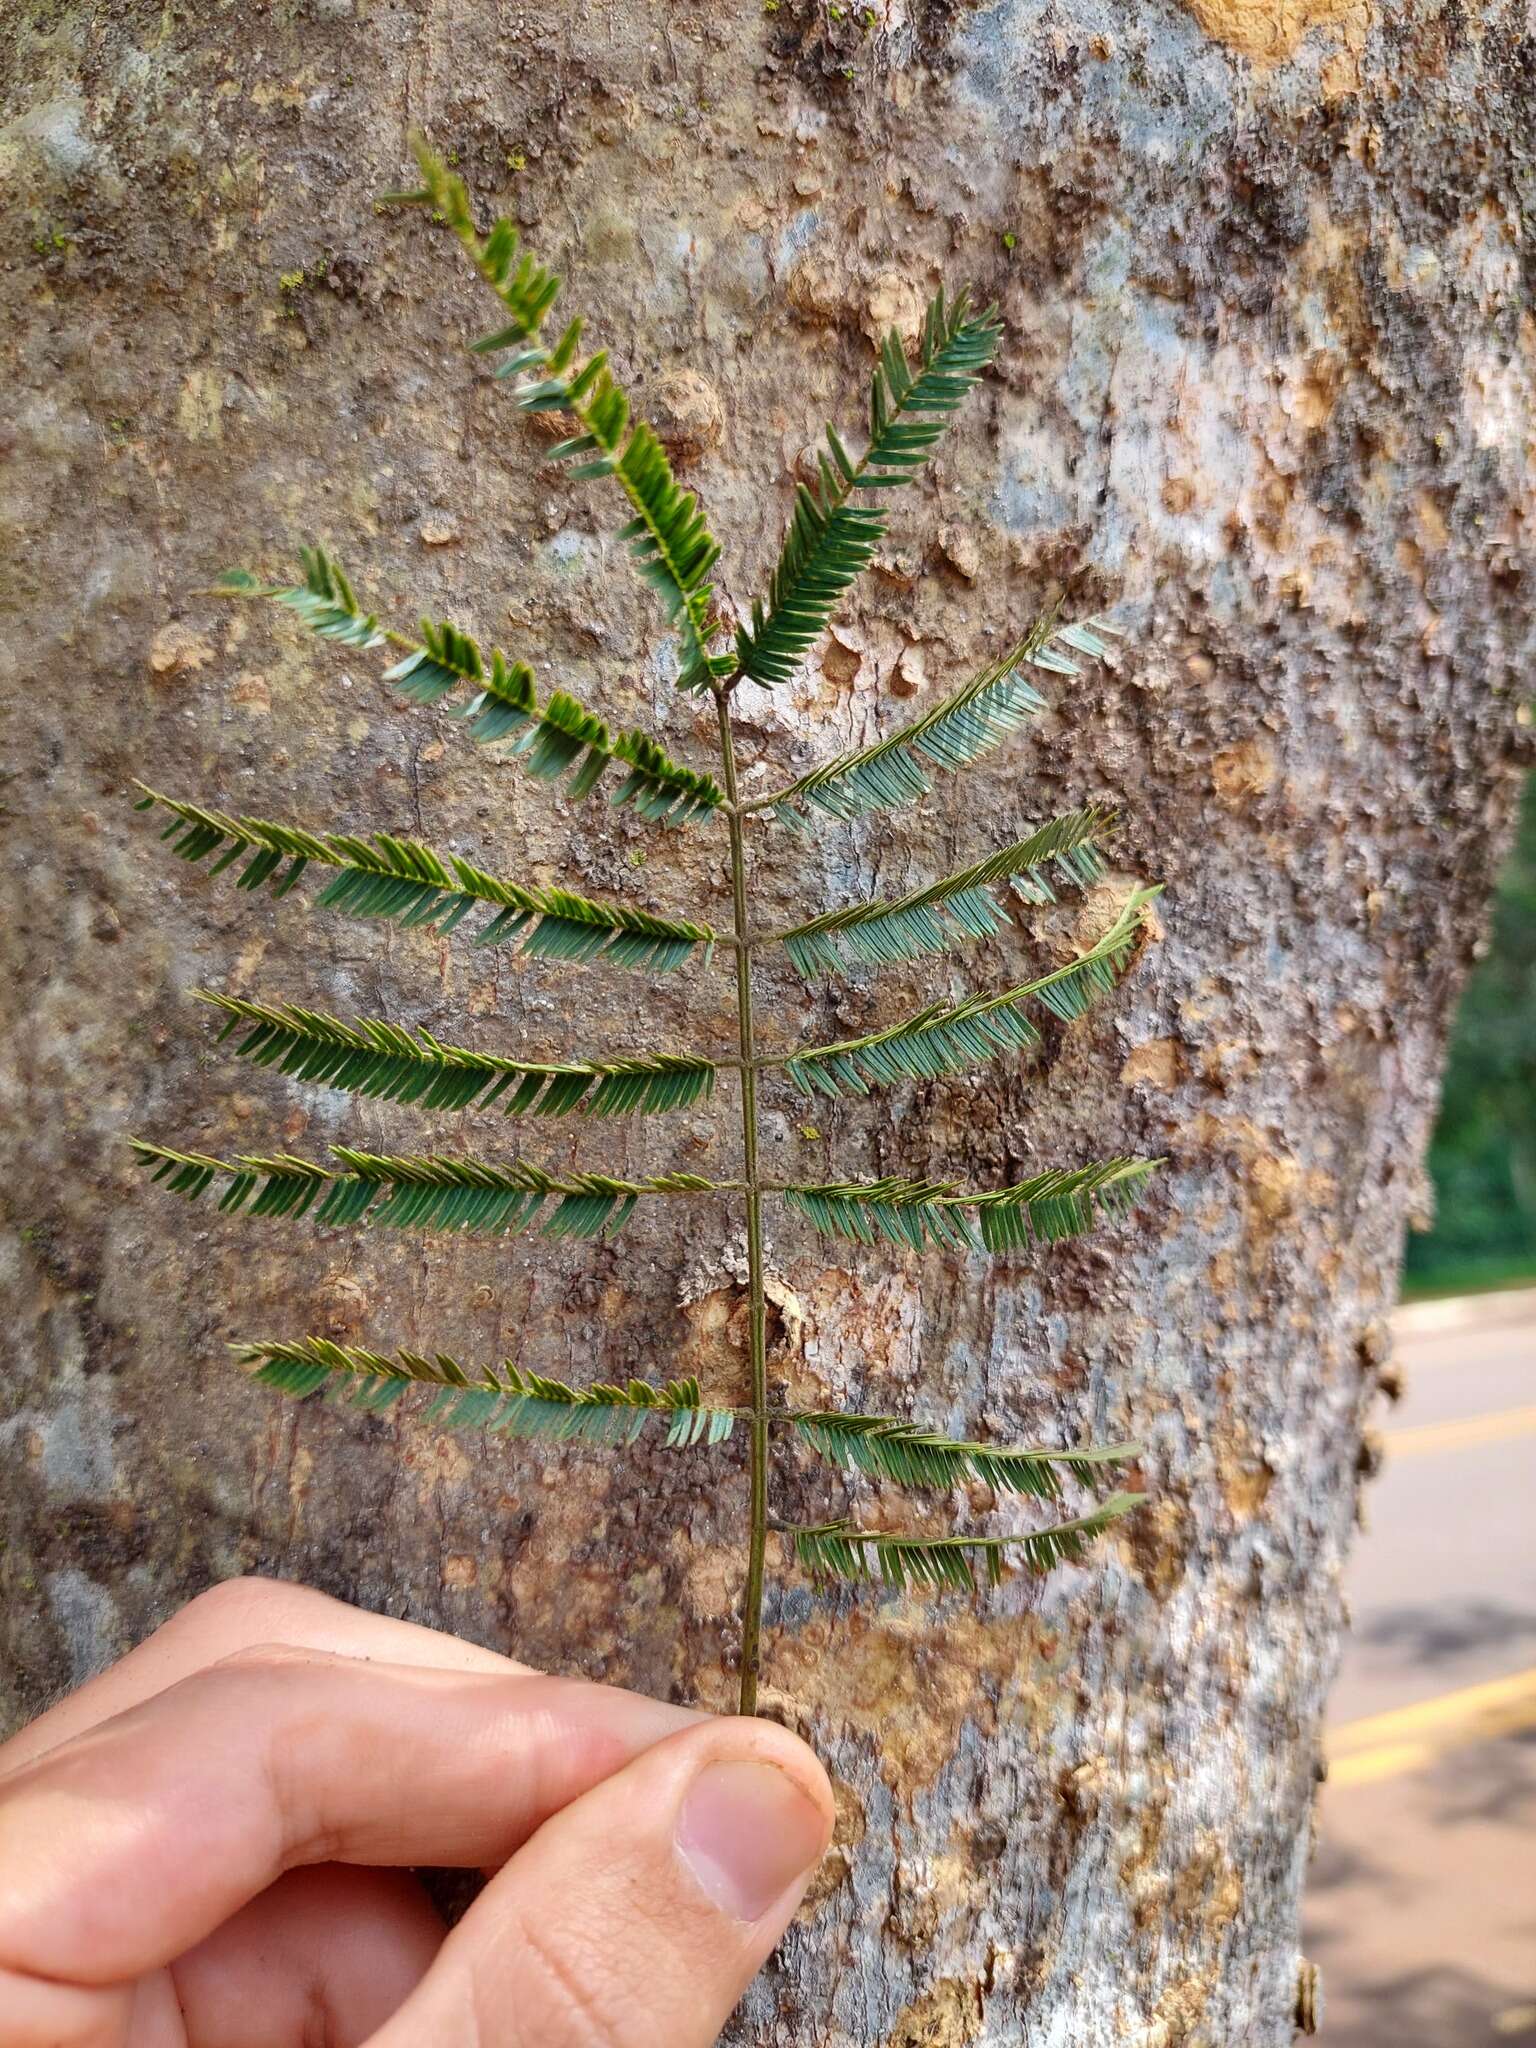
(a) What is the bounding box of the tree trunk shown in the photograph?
[4,4,1531,2042]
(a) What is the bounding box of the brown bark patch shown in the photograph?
[1221,1455,1275,1521]
[676,1279,803,1405]
[1178,0,1370,67]
[1245,1150,1337,1255]
[401,1432,472,1501]
[794,1606,1068,1792]
[1210,739,1277,810]
[1121,1038,1182,1091]
[680,1532,744,1625]
[148,622,217,681]
[228,671,271,714]
[1170,1832,1244,1929]
[799,1773,866,1910]
[1149,1968,1218,2044]
[885,1978,985,2048]
[1128,1495,1193,1602]
[641,368,724,462]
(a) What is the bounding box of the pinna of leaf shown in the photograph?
[131,135,1162,1716]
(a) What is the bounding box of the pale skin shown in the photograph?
[0,1577,835,2047]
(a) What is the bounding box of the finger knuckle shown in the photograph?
[204,1639,328,1680]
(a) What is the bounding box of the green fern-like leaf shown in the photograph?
[197,993,716,1117]
[783,888,1159,1098]
[217,571,725,825]
[399,139,729,691]
[855,288,1003,492]
[758,613,1121,825]
[731,287,1000,693]
[234,1336,736,1446]
[963,1157,1162,1251]
[784,1177,980,1250]
[791,1413,1139,1499]
[782,1156,1160,1252]
[604,417,727,690]
[789,1491,1144,1591]
[131,1139,728,1240]
[390,139,563,353]
[130,191,1167,1681]
[213,549,384,649]
[386,623,725,820]
[607,731,726,824]
[733,485,886,688]
[776,807,1114,977]
[132,787,714,973]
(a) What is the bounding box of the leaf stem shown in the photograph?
[714,682,769,1717]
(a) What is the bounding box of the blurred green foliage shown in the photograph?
[1404,772,1536,1298]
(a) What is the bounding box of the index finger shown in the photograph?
[1,1575,528,1774]
[0,1646,702,1990]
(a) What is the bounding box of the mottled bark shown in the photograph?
[3,3,1532,2043]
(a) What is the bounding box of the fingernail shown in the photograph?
[676,1758,830,1922]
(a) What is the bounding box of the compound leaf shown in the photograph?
[789,1491,1145,1591]
[214,571,725,827]
[198,992,716,1118]
[212,548,384,649]
[791,1412,1139,1499]
[776,806,1114,977]
[133,786,715,974]
[131,1139,729,1241]
[235,1335,736,1447]
[759,611,1121,826]
[733,487,886,689]
[400,139,729,690]
[781,1156,1160,1253]
[730,286,1000,693]
[783,888,1159,1098]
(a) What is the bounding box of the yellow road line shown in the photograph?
[1383,1402,1536,1459]
[1328,1668,1536,1788]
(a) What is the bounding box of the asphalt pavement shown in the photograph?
[1303,1290,1536,2046]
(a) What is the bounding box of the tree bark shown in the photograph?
[3,3,1532,2042]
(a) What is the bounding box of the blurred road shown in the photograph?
[1304,1292,1536,2046]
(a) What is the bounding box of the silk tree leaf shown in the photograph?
[789,1492,1144,1591]
[234,1335,737,1448]
[130,1139,731,1242]
[781,1157,1160,1253]
[783,888,1160,1098]
[791,1412,1140,1498]
[197,993,717,1117]
[776,807,1115,977]
[133,786,715,974]
[758,611,1122,827]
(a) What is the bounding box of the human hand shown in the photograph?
[0,1576,834,2046]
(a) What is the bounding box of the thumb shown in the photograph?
[367,1713,835,2048]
